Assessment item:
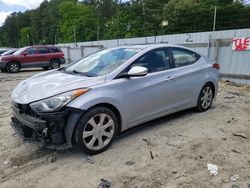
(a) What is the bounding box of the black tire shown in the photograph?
[50,59,60,69]
[7,62,20,73]
[43,66,50,70]
[73,107,118,155]
[196,83,214,112]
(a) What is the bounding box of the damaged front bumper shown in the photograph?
[11,103,82,150]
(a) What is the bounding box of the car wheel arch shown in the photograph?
[7,61,21,67]
[89,103,122,133]
[65,103,122,148]
[203,81,215,98]
[50,58,60,64]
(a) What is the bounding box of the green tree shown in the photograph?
[59,1,98,42]
[20,27,31,46]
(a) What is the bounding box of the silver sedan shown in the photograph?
[11,44,219,154]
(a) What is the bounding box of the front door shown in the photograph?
[21,47,40,67]
[122,48,176,126]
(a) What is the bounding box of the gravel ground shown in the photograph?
[0,69,250,188]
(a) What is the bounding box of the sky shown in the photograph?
[0,0,44,25]
[0,0,250,26]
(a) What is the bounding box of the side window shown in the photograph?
[171,48,199,68]
[26,48,37,55]
[49,47,61,53]
[37,47,49,54]
[132,48,170,73]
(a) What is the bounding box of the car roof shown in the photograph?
[116,43,188,50]
[26,45,59,48]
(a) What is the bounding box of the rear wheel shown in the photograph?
[196,83,214,112]
[74,107,118,155]
[7,62,20,73]
[50,60,60,69]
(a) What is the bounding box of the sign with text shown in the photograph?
[232,37,250,51]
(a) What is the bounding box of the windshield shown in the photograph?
[65,47,142,77]
[14,46,30,55]
[2,49,16,56]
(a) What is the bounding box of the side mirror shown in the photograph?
[23,52,28,56]
[128,66,148,77]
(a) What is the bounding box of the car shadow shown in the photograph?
[116,108,195,142]
[19,68,44,73]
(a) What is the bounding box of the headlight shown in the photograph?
[30,88,90,113]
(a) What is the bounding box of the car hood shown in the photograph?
[12,70,106,104]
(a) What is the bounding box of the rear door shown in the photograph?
[169,47,206,109]
[36,47,50,67]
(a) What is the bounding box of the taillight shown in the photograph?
[212,63,220,70]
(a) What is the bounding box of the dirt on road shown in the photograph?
[0,69,250,188]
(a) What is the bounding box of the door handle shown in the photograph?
[165,76,174,81]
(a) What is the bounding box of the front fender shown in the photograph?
[66,81,127,131]
[64,111,84,147]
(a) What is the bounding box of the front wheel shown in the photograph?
[7,62,20,73]
[196,83,214,112]
[73,107,118,155]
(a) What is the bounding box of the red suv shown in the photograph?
[0,46,65,73]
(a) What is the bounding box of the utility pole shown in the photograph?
[213,6,217,32]
[73,26,77,47]
[96,1,100,41]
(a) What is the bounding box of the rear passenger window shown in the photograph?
[171,48,200,68]
[37,47,49,54]
[49,47,61,53]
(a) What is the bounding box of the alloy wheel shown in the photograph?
[51,61,60,69]
[9,63,19,72]
[200,86,213,109]
[82,113,115,150]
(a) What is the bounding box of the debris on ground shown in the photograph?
[142,138,155,147]
[224,96,235,99]
[166,143,182,149]
[150,150,154,160]
[3,160,9,165]
[125,160,135,166]
[85,156,95,164]
[13,166,18,169]
[207,163,218,176]
[232,185,240,188]
[46,154,57,163]
[174,174,187,180]
[178,134,189,137]
[98,179,111,188]
[232,149,241,154]
[230,174,239,182]
[232,133,248,139]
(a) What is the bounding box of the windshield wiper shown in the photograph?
[72,70,94,77]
